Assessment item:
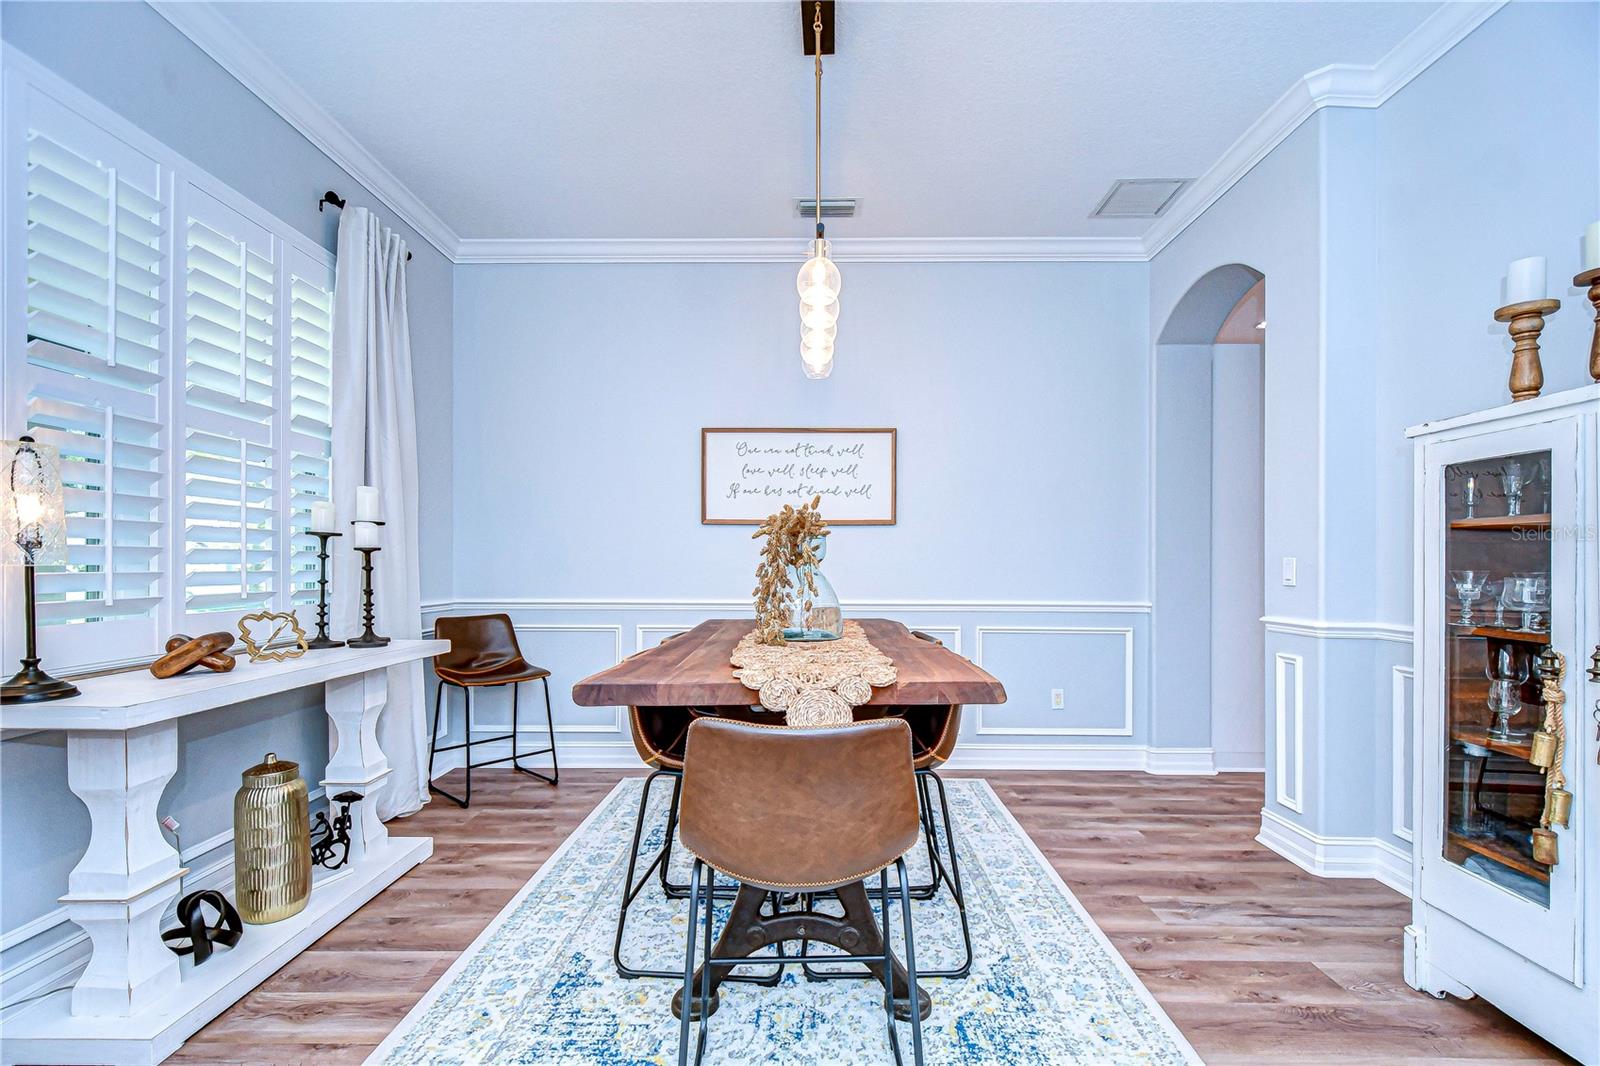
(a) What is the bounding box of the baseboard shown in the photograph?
[1256,807,1413,896]
[1215,750,1267,773]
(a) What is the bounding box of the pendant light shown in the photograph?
[797,1,840,379]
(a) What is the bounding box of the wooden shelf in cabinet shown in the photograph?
[1447,830,1550,883]
[1448,624,1551,645]
[1448,513,1551,531]
[1451,722,1535,762]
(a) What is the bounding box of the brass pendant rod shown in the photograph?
[813,1,823,238]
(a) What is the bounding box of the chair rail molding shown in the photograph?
[428,597,1154,615]
[1261,615,1414,643]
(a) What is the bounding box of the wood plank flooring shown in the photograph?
[169,769,1571,1064]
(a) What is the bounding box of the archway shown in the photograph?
[1152,265,1266,772]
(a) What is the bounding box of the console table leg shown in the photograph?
[61,724,184,1017]
[322,668,393,865]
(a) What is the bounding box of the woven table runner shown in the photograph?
[730,620,898,726]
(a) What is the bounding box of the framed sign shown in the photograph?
[701,427,897,525]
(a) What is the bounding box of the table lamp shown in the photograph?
[2,435,79,703]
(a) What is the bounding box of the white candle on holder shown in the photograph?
[310,500,336,532]
[1506,256,1546,304]
[1583,222,1600,272]
[355,485,381,522]
[352,522,380,549]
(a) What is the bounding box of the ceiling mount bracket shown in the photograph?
[802,1,834,56]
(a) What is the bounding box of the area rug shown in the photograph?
[368,778,1200,1065]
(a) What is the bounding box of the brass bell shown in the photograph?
[1547,787,1573,829]
[1529,728,1557,767]
[1532,827,1559,866]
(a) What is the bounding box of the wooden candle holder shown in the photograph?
[1575,267,1600,384]
[1493,298,1561,401]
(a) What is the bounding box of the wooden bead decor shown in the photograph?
[1493,298,1560,401]
[150,632,236,679]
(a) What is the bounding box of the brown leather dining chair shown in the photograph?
[675,716,926,1066]
[428,614,558,808]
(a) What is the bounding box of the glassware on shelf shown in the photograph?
[1481,579,1505,627]
[1453,742,1495,838]
[1485,645,1531,740]
[1502,459,1527,517]
[1502,573,1550,631]
[1449,569,1490,625]
[1463,475,1481,518]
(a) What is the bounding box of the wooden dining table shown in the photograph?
[571,616,1007,1023]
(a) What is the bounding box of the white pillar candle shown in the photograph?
[1506,256,1546,304]
[310,500,336,532]
[355,485,381,522]
[1583,221,1600,272]
[352,522,380,549]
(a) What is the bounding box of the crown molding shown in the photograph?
[450,235,1150,264]
[1144,0,1505,258]
[151,0,1503,266]
[147,0,460,260]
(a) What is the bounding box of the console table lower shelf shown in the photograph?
[2,836,430,1066]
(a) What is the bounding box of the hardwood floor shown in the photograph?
[170,769,1570,1064]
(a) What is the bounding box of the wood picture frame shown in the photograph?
[701,427,897,525]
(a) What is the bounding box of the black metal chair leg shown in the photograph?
[694,865,716,1066]
[919,769,973,979]
[428,682,471,809]
[507,679,559,786]
[677,858,700,1066]
[897,858,926,1066]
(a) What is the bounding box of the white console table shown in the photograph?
[0,639,448,1065]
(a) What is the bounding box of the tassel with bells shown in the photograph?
[1531,647,1569,867]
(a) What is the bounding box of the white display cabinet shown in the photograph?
[1406,385,1599,1063]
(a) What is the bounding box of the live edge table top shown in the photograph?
[571,618,1007,709]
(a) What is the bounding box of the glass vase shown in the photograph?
[779,536,843,641]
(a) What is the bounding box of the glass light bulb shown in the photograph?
[14,493,43,526]
[797,237,840,378]
[802,352,834,379]
[800,300,839,329]
[801,323,837,348]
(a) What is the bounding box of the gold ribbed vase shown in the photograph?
[233,752,311,924]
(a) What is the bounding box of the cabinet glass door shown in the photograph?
[1441,450,1552,906]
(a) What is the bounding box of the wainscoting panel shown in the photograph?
[973,626,1135,737]
[1273,651,1305,813]
[1392,665,1415,843]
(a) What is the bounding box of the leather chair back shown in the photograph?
[434,613,525,675]
[678,717,920,891]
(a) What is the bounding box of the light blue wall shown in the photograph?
[0,1,454,981]
[447,261,1160,760]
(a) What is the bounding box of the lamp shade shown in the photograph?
[2,436,67,566]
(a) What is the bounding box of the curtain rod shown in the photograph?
[319,190,413,261]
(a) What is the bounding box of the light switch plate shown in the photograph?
[1281,557,1297,587]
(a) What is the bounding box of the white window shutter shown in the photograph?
[14,97,169,670]
[286,250,334,608]
[180,189,279,621]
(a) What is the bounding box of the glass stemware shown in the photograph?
[1480,579,1505,627]
[1502,573,1550,631]
[1485,644,1530,740]
[1462,474,1481,519]
[1502,459,1526,517]
[1448,569,1489,625]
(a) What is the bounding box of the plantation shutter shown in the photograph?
[286,249,335,608]
[14,96,168,669]
[180,189,279,620]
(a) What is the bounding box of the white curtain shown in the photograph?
[330,206,427,821]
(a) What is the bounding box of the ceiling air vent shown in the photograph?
[796,198,857,218]
[1091,179,1191,219]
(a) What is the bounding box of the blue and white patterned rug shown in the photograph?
[369,777,1200,1065]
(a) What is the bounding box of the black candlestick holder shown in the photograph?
[306,531,344,650]
[347,522,389,648]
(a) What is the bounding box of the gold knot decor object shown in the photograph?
[237,610,309,663]
[150,632,236,678]
[752,495,829,645]
[731,620,897,726]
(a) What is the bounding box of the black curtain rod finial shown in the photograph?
[318,189,411,261]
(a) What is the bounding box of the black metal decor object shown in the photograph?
[161,890,243,965]
[310,790,363,870]
[307,530,344,650]
[347,532,389,649]
[319,190,412,261]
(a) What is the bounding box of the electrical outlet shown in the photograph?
[1281,556,1297,587]
[1050,688,1064,709]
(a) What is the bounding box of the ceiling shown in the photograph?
[186,1,1460,254]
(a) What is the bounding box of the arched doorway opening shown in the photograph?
[1152,265,1266,772]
